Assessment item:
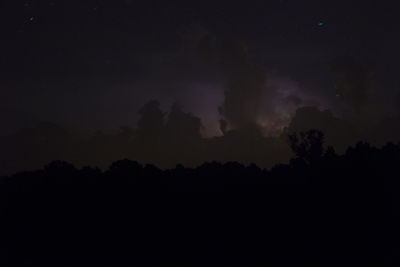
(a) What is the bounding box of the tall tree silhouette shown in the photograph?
[288,129,324,164]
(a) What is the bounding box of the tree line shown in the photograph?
[1,130,399,266]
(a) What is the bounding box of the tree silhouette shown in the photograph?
[288,129,324,164]
[1,135,398,266]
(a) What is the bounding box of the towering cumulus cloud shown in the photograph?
[332,56,375,113]
[218,40,266,130]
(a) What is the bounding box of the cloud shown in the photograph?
[257,73,320,136]
[185,27,321,136]
[331,56,375,112]
[218,40,267,130]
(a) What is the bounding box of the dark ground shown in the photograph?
[1,135,400,266]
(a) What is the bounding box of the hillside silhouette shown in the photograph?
[1,130,399,266]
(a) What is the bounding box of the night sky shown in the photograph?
[1,0,400,174]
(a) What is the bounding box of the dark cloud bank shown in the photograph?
[1,34,400,176]
[1,81,400,177]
